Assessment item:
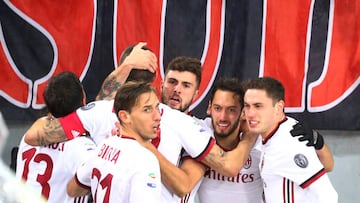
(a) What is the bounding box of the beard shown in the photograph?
[162,93,194,113]
[212,116,240,138]
[178,101,191,113]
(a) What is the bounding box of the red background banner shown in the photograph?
[0,0,359,130]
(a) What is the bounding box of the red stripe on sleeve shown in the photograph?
[300,168,326,188]
[194,138,216,162]
[58,111,86,140]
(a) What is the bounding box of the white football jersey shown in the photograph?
[16,136,96,202]
[60,100,117,144]
[195,117,263,203]
[260,116,337,203]
[75,135,162,203]
[59,100,215,203]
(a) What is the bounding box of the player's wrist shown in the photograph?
[313,131,324,150]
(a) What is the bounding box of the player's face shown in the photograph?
[161,70,198,113]
[243,89,280,137]
[208,90,241,139]
[130,91,161,141]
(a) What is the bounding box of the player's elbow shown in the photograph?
[324,156,335,172]
[67,178,89,197]
[324,162,334,172]
[66,181,77,197]
[24,131,38,146]
[174,190,189,198]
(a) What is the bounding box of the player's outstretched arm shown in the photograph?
[143,142,206,197]
[24,116,68,146]
[67,177,90,197]
[96,42,157,101]
[315,144,334,172]
[201,131,258,177]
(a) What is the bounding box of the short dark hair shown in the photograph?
[242,77,285,103]
[210,77,244,109]
[119,44,156,84]
[43,71,84,118]
[165,56,202,88]
[114,82,156,122]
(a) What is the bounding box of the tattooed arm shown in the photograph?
[201,131,258,177]
[96,42,158,100]
[24,116,68,146]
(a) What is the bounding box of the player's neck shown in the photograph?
[215,129,241,150]
[121,128,150,145]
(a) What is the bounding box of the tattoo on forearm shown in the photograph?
[203,147,227,168]
[97,76,121,100]
[40,119,67,145]
[36,132,47,146]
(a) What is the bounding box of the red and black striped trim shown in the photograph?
[282,178,295,203]
[193,138,216,162]
[300,168,326,188]
[262,117,287,144]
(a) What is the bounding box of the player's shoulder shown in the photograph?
[159,103,195,122]
[78,100,114,112]
[275,116,297,137]
[138,146,159,165]
[284,116,298,127]
[64,135,96,150]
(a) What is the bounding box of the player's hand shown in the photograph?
[240,111,258,146]
[290,122,324,150]
[121,42,158,73]
[239,109,249,134]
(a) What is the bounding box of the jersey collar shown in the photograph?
[262,117,287,144]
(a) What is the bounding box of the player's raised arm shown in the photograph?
[24,116,67,146]
[96,42,157,101]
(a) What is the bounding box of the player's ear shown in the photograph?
[161,80,164,90]
[275,100,285,114]
[118,110,130,124]
[194,89,199,98]
[81,89,87,106]
[206,101,211,115]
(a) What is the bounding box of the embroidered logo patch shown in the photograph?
[294,154,308,168]
[146,173,157,188]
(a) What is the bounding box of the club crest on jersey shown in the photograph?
[294,154,308,168]
[243,155,252,169]
[81,102,95,110]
